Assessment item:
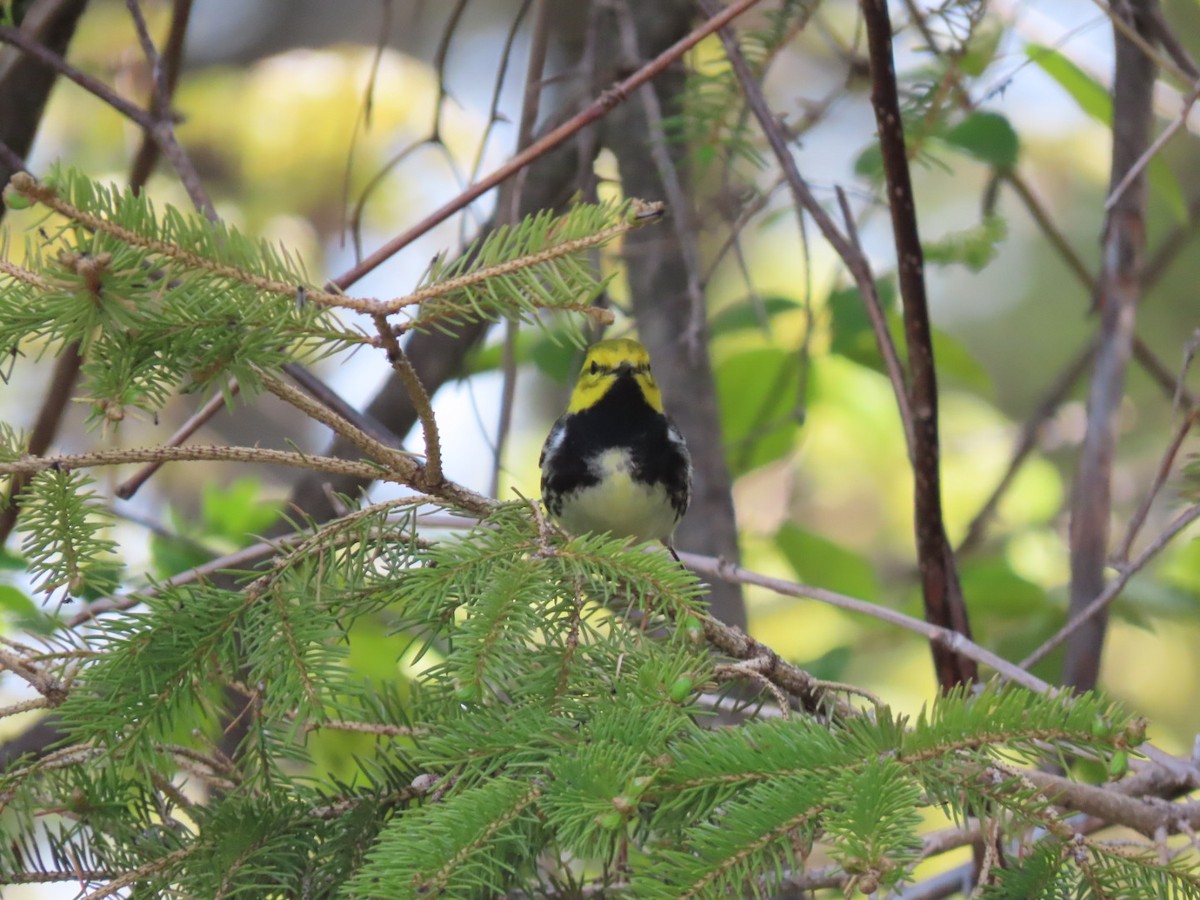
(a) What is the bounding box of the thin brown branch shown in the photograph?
[123,0,214,219]
[836,185,915,453]
[489,0,548,499]
[283,362,407,450]
[371,315,444,489]
[861,0,975,689]
[680,551,1043,694]
[1023,502,1200,671]
[1004,158,1191,408]
[127,0,193,189]
[83,846,195,900]
[259,371,419,478]
[0,23,159,131]
[1115,408,1199,563]
[1063,0,1157,692]
[613,0,706,352]
[327,0,767,292]
[1021,766,1200,839]
[1105,79,1200,215]
[116,382,239,499]
[697,0,893,362]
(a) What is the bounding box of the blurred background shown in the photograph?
[3,0,1200,871]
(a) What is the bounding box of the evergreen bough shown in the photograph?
[0,170,1195,899]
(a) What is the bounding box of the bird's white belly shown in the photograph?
[557,448,677,543]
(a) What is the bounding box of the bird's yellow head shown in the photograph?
[566,338,665,414]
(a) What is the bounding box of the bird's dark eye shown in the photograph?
[589,361,600,374]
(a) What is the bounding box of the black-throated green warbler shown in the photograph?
[539,338,691,554]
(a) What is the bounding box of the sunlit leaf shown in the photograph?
[1026,45,1111,123]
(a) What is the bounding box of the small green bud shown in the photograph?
[1108,750,1129,779]
[611,794,635,814]
[669,676,694,703]
[596,811,623,831]
[1122,718,1147,747]
[2,186,32,210]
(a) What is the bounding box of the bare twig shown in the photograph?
[490,0,549,499]
[1063,0,1157,692]
[127,0,193,189]
[327,0,767,292]
[123,0,214,219]
[613,0,706,352]
[0,24,160,132]
[680,552,1041,693]
[1105,79,1200,215]
[835,185,915,452]
[116,382,240,499]
[259,371,419,478]
[861,0,975,689]
[1023,502,1200,670]
[1114,408,1199,563]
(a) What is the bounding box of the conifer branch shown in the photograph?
[115,382,240,500]
[0,446,388,481]
[7,171,357,308]
[379,201,661,316]
[371,315,444,488]
[83,846,195,900]
[0,257,48,289]
[680,552,1043,694]
[259,371,420,478]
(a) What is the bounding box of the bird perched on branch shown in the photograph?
[540,338,691,557]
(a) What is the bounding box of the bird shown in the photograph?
[539,338,691,557]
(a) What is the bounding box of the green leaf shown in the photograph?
[775,523,880,603]
[1148,156,1187,224]
[943,112,1019,170]
[923,215,1008,272]
[465,328,579,384]
[150,532,213,579]
[958,22,1004,78]
[1025,44,1187,221]
[854,143,884,181]
[960,559,1046,619]
[201,478,281,543]
[709,296,803,338]
[828,283,990,393]
[1026,45,1111,124]
[925,324,991,393]
[715,348,802,477]
[0,583,55,633]
[0,547,26,570]
[828,280,894,368]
